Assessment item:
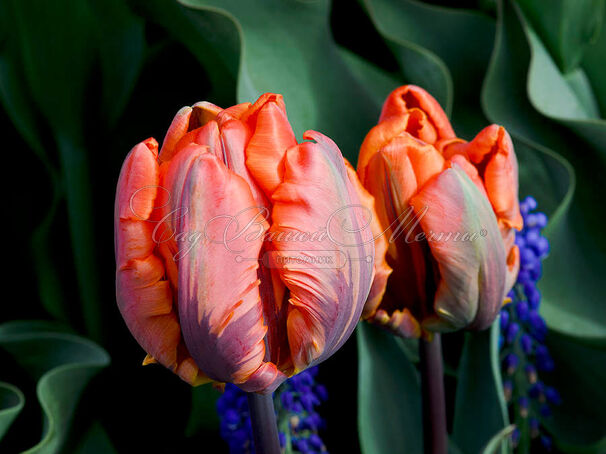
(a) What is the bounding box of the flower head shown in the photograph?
[358,85,522,338]
[115,94,375,392]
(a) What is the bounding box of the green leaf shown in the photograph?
[0,382,24,441]
[177,0,389,162]
[542,331,606,453]
[516,0,605,74]
[358,0,452,115]
[482,0,606,343]
[7,0,94,135]
[517,2,606,153]
[0,321,110,453]
[6,0,105,340]
[89,0,146,127]
[481,425,516,454]
[360,0,496,137]
[453,322,510,454]
[338,47,401,115]
[357,323,422,454]
[583,5,606,116]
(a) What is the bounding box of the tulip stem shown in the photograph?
[419,334,448,454]
[247,392,281,454]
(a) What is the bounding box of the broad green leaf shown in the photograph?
[7,0,94,135]
[357,323,422,454]
[338,47,401,116]
[0,382,24,441]
[542,332,606,453]
[516,0,605,74]
[6,0,104,340]
[482,0,606,343]
[0,58,65,322]
[358,0,452,117]
[177,0,388,161]
[360,0,496,137]
[453,322,509,454]
[516,3,606,154]
[0,321,110,454]
[481,425,516,454]
[89,0,146,127]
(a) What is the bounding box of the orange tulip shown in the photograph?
[357,85,522,338]
[115,94,374,393]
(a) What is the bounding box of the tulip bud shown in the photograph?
[357,85,521,337]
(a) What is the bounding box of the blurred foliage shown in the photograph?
[0,0,605,452]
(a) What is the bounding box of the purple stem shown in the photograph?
[247,392,281,454]
[419,334,448,454]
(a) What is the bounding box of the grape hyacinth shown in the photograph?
[217,366,329,454]
[499,196,561,452]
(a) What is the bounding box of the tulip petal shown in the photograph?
[220,118,269,210]
[449,125,523,230]
[410,165,507,330]
[379,85,455,141]
[447,154,489,199]
[115,139,207,385]
[344,160,392,320]
[406,108,438,144]
[503,230,520,292]
[159,107,192,163]
[159,102,222,163]
[176,153,286,393]
[363,140,433,318]
[372,307,421,338]
[217,102,252,123]
[357,115,408,183]
[270,131,374,372]
[244,94,297,196]
[194,120,223,159]
[116,139,159,221]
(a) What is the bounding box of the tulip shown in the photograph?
[357,85,522,338]
[115,93,374,394]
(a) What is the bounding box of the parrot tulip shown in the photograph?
[357,85,522,338]
[115,93,374,393]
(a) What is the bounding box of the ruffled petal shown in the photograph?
[159,102,221,163]
[194,120,223,159]
[371,306,421,338]
[220,118,269,210]
[446,125,523,230]
[357,115,408,183]
[503,230,520,293]
[176,153,286,393]
[116,138,159,221]
[379,85,455,141]
[115,139,207,385]
[410,165,507,331]
[244,95,297,196]
[344,160,392,320]
[270,131,374,372]
[363,139,439,327]
[218,102,252,123]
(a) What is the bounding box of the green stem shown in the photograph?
[419,334,448,454]
[247,392,281,454]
